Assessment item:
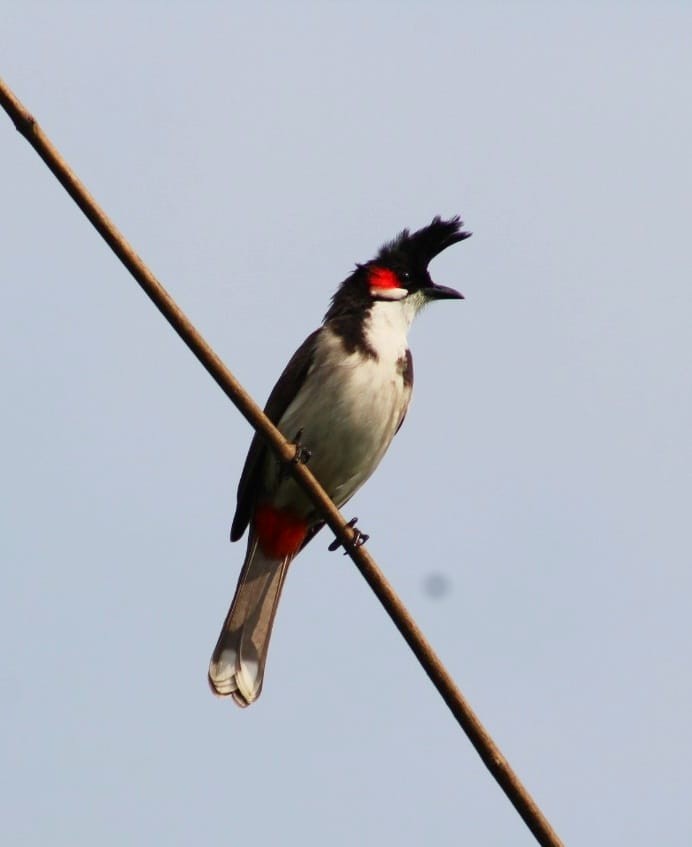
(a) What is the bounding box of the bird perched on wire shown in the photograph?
[209,216,471,706]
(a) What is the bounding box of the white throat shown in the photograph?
[364,297,419,361]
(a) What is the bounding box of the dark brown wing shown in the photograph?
[230,328,321,541]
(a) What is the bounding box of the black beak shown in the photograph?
[424,283,464,301]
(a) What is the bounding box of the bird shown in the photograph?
[208,215,471,706]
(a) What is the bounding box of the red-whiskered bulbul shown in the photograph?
[209,216,471,706]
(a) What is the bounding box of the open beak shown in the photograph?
[424,283,464,301]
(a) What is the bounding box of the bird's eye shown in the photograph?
[400,271,411,282]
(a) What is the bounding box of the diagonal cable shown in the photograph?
[0,77,564,847]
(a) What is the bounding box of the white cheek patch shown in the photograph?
[370,286,408,301]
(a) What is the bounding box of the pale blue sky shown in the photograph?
[2,3,691,845]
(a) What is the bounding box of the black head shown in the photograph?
[325,216,471,321]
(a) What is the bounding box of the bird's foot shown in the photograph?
[328,517,370,555]
[290,428,312,465]
[278,429,312,482]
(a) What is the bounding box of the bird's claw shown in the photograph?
[278,429,311,481]
[328,517,370,554]
[291,428,312,465]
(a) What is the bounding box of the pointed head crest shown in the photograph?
[375,216,471,272]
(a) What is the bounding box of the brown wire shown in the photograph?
[1,77,564,847]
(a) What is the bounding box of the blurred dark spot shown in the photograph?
[422,572,451,599]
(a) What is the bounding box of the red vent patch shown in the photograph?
[253,504,308,558]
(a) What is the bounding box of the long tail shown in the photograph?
[208,534,292,707]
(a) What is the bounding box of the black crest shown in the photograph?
[376,216,471,270]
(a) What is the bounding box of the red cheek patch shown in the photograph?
[253,504,308,558]
[368,266,400,290]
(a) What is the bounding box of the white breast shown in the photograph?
[269,302,413,517]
